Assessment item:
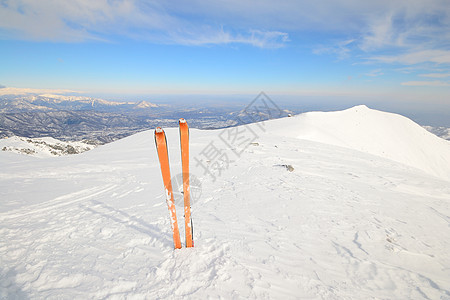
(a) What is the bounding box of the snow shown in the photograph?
[0,136,96,157]
[424,125,450,141]
[264,105,450,182]
[1,106,450,299]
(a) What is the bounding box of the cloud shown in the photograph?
[0,84,6,89]
[370,50,450,65]
[313,39,356,60]
[169,28,289,48]
[0,0,191,42]
[419,73,450,78]
[245,30,290,48]
[359,1,450,49]
[356,1,450,68]
[365,69,384,77]
[401,80,450,87]
[0,0,449,56]
[0,0,109,42]
[0,87,80,96]
[0,0,289,48]
[359,13,398,52]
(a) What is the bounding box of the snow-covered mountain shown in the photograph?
[0,136,97,157]
[264,105,450,182]
[0,94,258,142]
[1,106,449,299]
[0,94,159,113]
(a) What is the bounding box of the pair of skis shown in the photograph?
[154,118,193,249]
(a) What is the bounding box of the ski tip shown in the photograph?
[179,118,187,124]
[155,127,164,133]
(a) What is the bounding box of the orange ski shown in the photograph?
[154,127,182,249]
[179,118,194,247]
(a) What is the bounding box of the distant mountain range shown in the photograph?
[0,94,284,143]
[0,94,166,143]
[0,94,159,113]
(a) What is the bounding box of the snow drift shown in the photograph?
[1,106,449,299]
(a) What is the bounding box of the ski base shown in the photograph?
[155,127,182,249]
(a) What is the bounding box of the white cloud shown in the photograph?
[359,1,450,50]
[401,81,450,87]
[370,50,450,65]
[365,69,384,77]
[0,0,289,48]
[356,1,450,68]
[1,0,449,56]
[169,28,289,48]
[246,30,290,48]
[313,39,355,60]
[0,0,135,41]
[419,73,450,78]
[0,87,80,96]
[359,13,398,52]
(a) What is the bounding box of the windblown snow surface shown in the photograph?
[1,105,449,299]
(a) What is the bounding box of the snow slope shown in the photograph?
[265,105,450,182]
[1,106,450,299]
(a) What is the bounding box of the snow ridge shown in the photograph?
[264,105,450,182]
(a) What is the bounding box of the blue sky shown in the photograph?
[0,0,450,115]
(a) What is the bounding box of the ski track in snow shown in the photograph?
[1,110,450,299]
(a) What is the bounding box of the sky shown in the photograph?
[0,0,450,119]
